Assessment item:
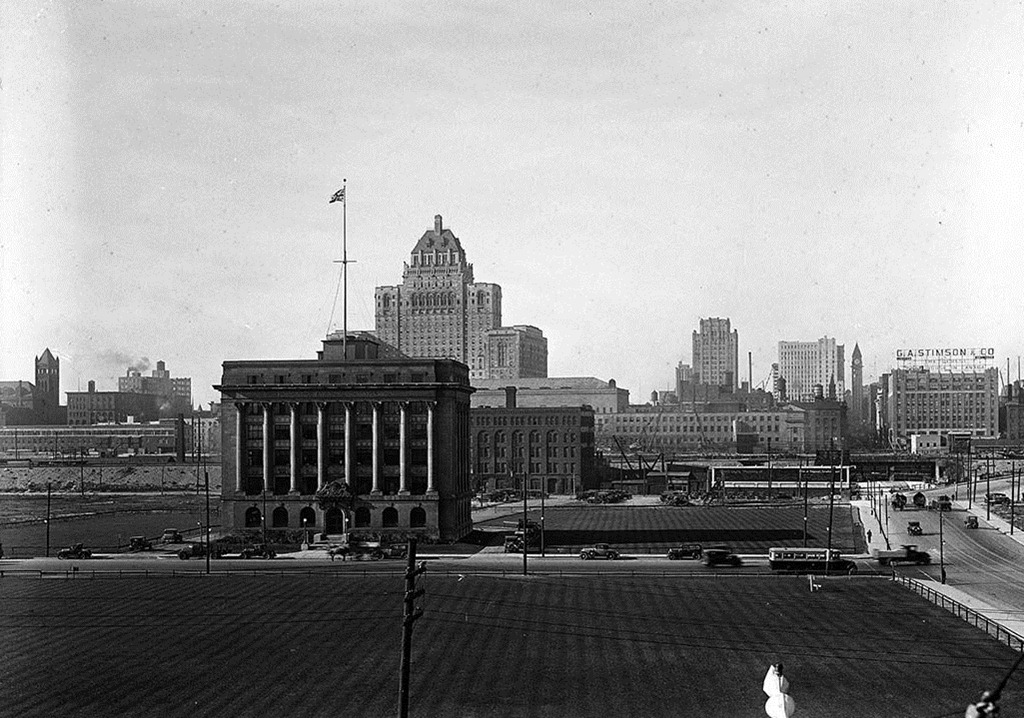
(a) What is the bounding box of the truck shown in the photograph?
[503,519,541,553]
[872,545,931,566]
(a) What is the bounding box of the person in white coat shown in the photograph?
[762,663,796,718]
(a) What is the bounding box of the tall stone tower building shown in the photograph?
[692,317,739,389]
[33,348,61,424]
[777,336,845,402]
[375,215,501,374]
[850,343,864,424]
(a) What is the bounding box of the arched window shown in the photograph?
[299,506,316,528]
[272,506,288,527]
[529,430,540,444]
[546,430,557,443]
[355,506,371,528]
[382,507,399,528]
[244,507,262,528]
[410,507,426,528]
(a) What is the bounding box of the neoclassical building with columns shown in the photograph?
[215,332,474,542]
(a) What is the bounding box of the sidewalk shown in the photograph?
[853,498,1024,640]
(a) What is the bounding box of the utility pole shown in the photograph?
[986,453,991,522]
[399,538,425,718]
[939,503,946,584]
[262,486,268,546]
[540,485,548,557]
[204,469,211,575]
[766,437,772,501]
[1011,461,1016,537]
[522,470,528,576]
[801,466,808,547]
[45,482,52,557]
[826,438,836,575]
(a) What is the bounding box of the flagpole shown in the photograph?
[329,181,353,357]
[342,178,347,359]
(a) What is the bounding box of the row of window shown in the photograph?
[244,505,427,529]
[476,462,577,475]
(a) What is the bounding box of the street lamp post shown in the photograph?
[938,502,946,584]
[986,453,992,522]
[262,486,268,546]
[45,482,52,558]
[1011,461,1017,537]
[826,439,836,575]
[802,468,808,548]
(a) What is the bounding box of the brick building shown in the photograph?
[471,388,596,496]
[886,367,999,441]
[215,332,474,542]
[66,381,161,425]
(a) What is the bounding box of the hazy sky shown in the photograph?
[2,1,1021,407]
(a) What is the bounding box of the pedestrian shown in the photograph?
[867,529,872,544]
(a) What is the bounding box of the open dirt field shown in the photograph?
[1,573,1018,717]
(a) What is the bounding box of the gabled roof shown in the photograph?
[411,228,465,255]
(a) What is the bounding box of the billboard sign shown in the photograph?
[895,347,995,371]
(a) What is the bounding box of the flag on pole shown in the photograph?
[329,187,346,204]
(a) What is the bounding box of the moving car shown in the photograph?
[907,521,923,536]
[703,546,742,568]
[872,545,931,566]
[667,543,703,560]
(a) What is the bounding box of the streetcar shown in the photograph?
[767,547,857,574]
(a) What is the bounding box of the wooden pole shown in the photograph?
[399,538,424,718]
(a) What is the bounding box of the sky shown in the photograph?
[2,1,1022,408]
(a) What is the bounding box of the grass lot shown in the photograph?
[0,495,218,554]
[1,574,1018,717]
[476,504,864,553]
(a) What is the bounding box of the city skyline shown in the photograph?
[3,2,1021,407]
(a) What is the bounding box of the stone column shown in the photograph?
[371,402,381,494]
[344,402,353,489]
[234,402,245,493]
[426,402,436,493]
[289,403,299,493]
[262,403,272,494]
[399,402,408,494]
[316,403,326,490]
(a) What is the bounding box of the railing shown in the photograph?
[892,575,1024,652]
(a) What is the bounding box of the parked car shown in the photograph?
[579,543,620,560]
[127,536,152,552]
[667,543,703,560]
[160,528,184,544]
[239,544,277,559]
[702,546,742,567]
[987,493,1009,505]
[178,543,222,560]
[57,543,92,560]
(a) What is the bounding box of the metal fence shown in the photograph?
[892,574,1024,652]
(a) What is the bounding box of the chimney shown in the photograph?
[88,380,96,393]
[505,386,517,409]
[434,214,443,234]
